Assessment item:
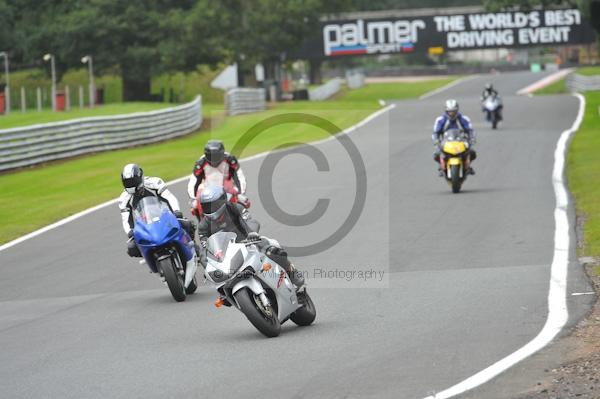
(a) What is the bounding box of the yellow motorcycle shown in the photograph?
[439,129,472,193]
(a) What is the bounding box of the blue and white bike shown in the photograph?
[133,196,199,302]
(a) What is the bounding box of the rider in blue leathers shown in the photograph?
[432,99,477,176]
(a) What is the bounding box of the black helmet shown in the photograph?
[121,163,144,194]
[200,185,227,220]
[204,140,225,167]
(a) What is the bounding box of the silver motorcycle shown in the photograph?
[203,232,316,337]
[482,94,502,129]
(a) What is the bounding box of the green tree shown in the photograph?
[22,0,227,100]
[207,0,349,83]
[0,1,16,53]
[483,0,574,11]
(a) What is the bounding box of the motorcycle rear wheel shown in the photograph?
[235,288,281,337]
[159,257,186,302]
[450,165,462,194]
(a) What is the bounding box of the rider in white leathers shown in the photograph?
[119,163,193,257]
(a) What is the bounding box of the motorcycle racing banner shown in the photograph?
[311,8,595,58]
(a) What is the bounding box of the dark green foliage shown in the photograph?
[483,0,574,11]
[1,0,593,100]
[349,0,481,10]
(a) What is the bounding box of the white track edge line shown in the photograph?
[419,76,477,100]
[0,104,396,253]
[423,93,585,399]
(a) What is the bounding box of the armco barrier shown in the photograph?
[225,88,266,116]
[0,96,202,172]
[309,78,342,101]
[566,73,600,92]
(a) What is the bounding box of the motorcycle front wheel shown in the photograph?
[290,291,316,326]
[450,164,462,194]
[185,275,198,295]
[159,257,186,302]
[235,288,281,337]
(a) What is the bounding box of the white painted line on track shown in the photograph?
[419,76,477,100]
[571,292,595,296]
[423,93,586,399]
[0,104,396,253]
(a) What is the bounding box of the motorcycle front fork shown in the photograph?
[259,292,271,308]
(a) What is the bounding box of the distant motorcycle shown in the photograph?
[133,196,199,302]
[438,128,472,194]
[482,94,502,129]
[204,232,316,337]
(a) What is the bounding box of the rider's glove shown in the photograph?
[237,194,251,208]
[174,210,184,219]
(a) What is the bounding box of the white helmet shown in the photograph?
[445,99,459,120]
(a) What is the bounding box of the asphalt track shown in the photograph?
[0,71,594,399]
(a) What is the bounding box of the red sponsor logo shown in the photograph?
[277,270,286,288]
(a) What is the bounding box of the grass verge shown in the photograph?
[534,78,568,95]
[567,91,600,258]
[339,78,455,102]
[0,79,455,244]
[535,67,600,96]
[577,66,600,76]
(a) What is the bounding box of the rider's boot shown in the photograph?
[266,246,304,288]
[286,263,305,288]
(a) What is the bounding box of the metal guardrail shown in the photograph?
[0,96,202,172]
[225,88,266,116]
[566,73,600,92]
[309,78,342,101]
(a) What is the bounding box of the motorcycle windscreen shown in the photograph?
[132,196,179,245]
[133,196,171,224]
[207,231,238,262]
[442,128,465,142]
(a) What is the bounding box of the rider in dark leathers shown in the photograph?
[197,185,305,288]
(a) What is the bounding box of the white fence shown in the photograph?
[566,73,600,92]
[226,88,266,116]
[309,78,342,101]
[0,96,202,172]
